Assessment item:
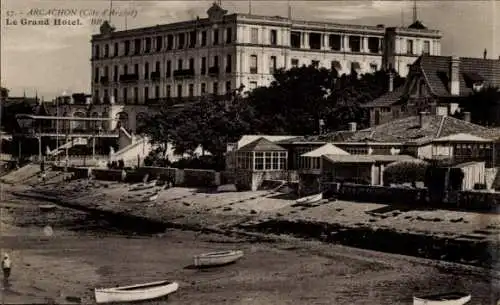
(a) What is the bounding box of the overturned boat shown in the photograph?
[296,192,323,204]
[413,292,471,305]
[194,250,244,267]
[94,280,179,304]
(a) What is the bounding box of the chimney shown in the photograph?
[463,111,471,122]
[348,122,357,132]
[388,72,394,92]
[449,56,460,96]
[418,111,427,128]
[484,48,487,59]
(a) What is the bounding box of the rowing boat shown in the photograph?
[94,280,179,304]
[296,193,322,204]
[194,250,244,267]
[413,292,471,305]
[129,180,157,191]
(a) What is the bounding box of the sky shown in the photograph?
[0,0,498,99]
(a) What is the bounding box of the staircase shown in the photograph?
[48,138,88,156]
[110,128,155,167]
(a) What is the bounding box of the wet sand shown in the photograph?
[1,192,499,305]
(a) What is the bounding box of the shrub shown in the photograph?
[383,161,429,185]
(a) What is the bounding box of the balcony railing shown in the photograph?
[173,69,195,79]
[208,66,220,76]
[119,74,139,82]
[100,76,109,85]
[151,71,161,81]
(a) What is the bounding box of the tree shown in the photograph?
[459,86,500,126]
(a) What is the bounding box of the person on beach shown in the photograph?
[2,253,12,283]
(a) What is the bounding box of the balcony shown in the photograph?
[119,74,139,83]
[151,71,161,81]
[100,76,109,85]
[173,69,195,79]
[208,66,220,77]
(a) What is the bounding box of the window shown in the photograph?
[407,39,414,55]
[311,60,320,68]
[166,60,171,77]
[370,63,377,72]
[155,85,160,98]
[144,87,149,102]
[114,42,119,56]
[290,31,301,48]
[123,64,128,74]
[251,28,258,44]
[134,87,139,103]
[104,44,109,57]
[225,81,231,93]
[156,36,162,52]
[103,66,109,78]
[269,56,277,74]
[213,82,218,95]
[124,40,130,55]
[201,31,207,46]
[270,29,277,45]
[226,54,232,73]
[166,85,171,98]
[201,83,206,94]
[167,35,173,50]
[423,40,430,55]
[188,84,194,97]
[94,89,99,101]
[291,58,299,68]
[94,67,99,83]
[155,61,160,73]
[113,65,118,82]
[226,28,232,43]
[94,45,100,58]
[309,33,321,50]
[145,37,151,53]
[213,55,219,67]
[250,55,258,74]
[213,29,219,45]
[134,64,138,75]
[254,152,264,170]
[349,36,361,52]
[329,34,341,51]
[368,37,380,53]
[134,39,141,54]
[177,84,182,97]
[189,58,194,71]
[178,33,185,49]
[144,62,149,79]
[189,31,196,48]
[178,59,183,70]
[201,57,207,74]
[122,88,128,103]
[249,81,257,90]
[265,152,272,170]
[279,152,287,170]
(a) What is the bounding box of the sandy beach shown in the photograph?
[1,180,499,304]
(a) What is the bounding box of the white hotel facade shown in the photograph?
[77,3,442,132]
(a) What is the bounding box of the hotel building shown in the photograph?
[85,3,442,132]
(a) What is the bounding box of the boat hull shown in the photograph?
[413,294,471,305]
[296,193,323,204]
[94,280,178,304]
[194,250,244,267]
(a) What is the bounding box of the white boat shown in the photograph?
[148,193,159,201]
[194,250,244,267]
[413,292,471,305]
[129,180,157,191]
[94,280,179,304]
[39,204,57,211]
[296,193,323,204]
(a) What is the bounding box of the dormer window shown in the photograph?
[473,82,484,92]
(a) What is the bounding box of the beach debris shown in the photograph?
[43,225,54,237]
[217,184,238,193]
